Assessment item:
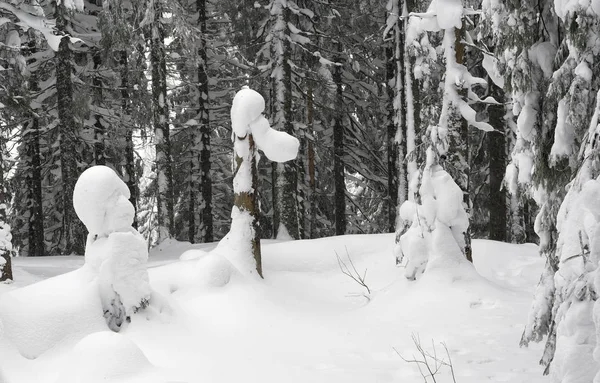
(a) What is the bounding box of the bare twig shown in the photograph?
[336,248,371,296]
[395,334,458,383]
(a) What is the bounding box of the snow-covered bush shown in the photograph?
[73,165,151,331]
[398,148,471,280]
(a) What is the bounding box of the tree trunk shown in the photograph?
[450,23,472,262]
[333,49,346,236]
[386,32,399,233]
[197,0,213,243]
[119,50,139,228]
[307,84,316,239]
[488,81,507,241]
[26,117,45,256]
[274,5,299,239]
[55,2,83,255]
[151,1,174,242]
[92,48,106,166]
[234,134,262,278]
[0,134,13,282]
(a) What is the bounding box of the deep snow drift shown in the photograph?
[0,235,548,383]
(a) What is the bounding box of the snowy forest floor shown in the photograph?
[0,234,549,383]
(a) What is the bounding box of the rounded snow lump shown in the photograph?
[58,331,152,383]
[73,166,133,236]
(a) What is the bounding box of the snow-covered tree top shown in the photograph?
[73,166,134,237]
[231,87,299,163]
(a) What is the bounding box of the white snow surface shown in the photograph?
[0,235,549,383]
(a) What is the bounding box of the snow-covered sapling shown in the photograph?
[73,165,151,331]
[224,87,299,278]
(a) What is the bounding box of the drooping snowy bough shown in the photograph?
[73,166,151,331]
[217,87,299,278]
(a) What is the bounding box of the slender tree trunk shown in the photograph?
[488,81,507,241]
[55,2,83,255]
[446,23,472,262]
[333,48,346,236]
[234,134,262,277]
[197,0,213,243]
[151,1,174,241]
[0,134,13,282]
[92,49,105,166]
[274,5,299,239]
[119,50,138,228]
[386,33,399,233]
[26,117,45,256]
[307,84,316,239]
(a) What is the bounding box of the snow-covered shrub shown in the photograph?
[398,148,471,280]
[73,165,151,331]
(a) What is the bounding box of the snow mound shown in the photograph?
[56,331,153,383]
[0,268,106,359]
[73,165,133,237]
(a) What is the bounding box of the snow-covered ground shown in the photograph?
[0,235,548,383]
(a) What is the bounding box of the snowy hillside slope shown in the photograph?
[0,235,548,383]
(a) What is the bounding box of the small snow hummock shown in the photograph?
[74,166,151,331]
[56,331,153,383]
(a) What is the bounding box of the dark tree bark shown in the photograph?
[488,81,507,241]
[386,37,399,234]
[92,48,106,166]
[234,134,262,278]
[0,134,13,282]
[333,48,346,236]
[22,36,45,256]
[25,117,45,256]
[307,84,316,239]
[446,23,472,262]
[275,5,300,239]
[386,0,408,233]
[189,0,213,243]
[151,0,175,241]
[55,2,84,255]
[119,50,139,228]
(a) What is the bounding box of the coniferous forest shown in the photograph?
[1,0,600,382]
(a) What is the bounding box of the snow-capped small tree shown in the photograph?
[219,87,299,278]
[73,166,151,331]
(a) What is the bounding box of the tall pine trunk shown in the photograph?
[26,117,45,256]
[451,23,472,262]
[151,1,175,242]
[55,2,83,255]
[488,81,507,241]
[92,48,106,166]
[0,133,13,282]
[307,83,316,238]
[119,50,139,228]
[274,4,299,239]
[386,34,399,233]
[189,0,213,243]
[333,48,346,236]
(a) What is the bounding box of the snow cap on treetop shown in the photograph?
[231,87,266,137]
[73,165,134,236]
[231,87,299,163]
